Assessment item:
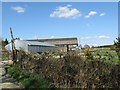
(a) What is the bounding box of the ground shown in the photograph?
[0,60,22,89]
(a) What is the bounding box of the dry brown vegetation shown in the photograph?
[11,50,120,88]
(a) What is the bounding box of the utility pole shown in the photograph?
[10,27,17,64]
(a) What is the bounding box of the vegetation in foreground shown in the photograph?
[4,37,120,88]
[5,49,120,89]
[6,65,49,88]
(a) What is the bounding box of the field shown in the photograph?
[78,47,119,65]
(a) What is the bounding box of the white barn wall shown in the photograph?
[5,40,28,52]
[5,40,56,53]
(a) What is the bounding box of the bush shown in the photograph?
[11,50,120,88]
[21,78,32,88]
[20,74,49,88]
[114,37,120,61]
[83,48,93,59]
[12,71,20,80]
[110,45,116,50]
[7,67,14,75]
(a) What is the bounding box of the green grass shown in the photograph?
[81,52,119,65]
[91,47,110,50]
[2,58,12,61]
[7,66,14,75]
[92,51,117,56]
[80,47,119,64]
[6,66,50,88]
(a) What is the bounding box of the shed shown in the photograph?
[27,37,78,52]
[5,40,56,53]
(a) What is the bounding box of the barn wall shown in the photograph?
[28,45,55,52]
[27,38,78,45]
[5,40,29,52]
[43,39,78,45]
[27,38,78,52]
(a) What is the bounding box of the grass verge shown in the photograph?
[5,65,50,89]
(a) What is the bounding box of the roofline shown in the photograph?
[27,37,78,41]
[12,39,55,47]
[28,45,55,47]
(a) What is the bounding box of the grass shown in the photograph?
[92,51,117,56]
[2,58,12,61]
[79,47,119,65]
[6,66,50,89]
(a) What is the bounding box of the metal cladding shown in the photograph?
[5,40,56,52]
[25,40,55,47]
[27,37,78,52]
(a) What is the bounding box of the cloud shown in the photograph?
[96,35,110,39]
[89,11,97,16]
[84,15,90,18]
[85,11,97,18]
[50,36,55,38]
[11,6,25,13]
[99,13,105,16]
[81,35,110,40]
[50,5,82,19]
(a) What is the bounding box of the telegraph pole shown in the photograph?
[10,27,17,64]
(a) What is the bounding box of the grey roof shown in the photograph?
[23,40,55,47]
[5,40,56,52]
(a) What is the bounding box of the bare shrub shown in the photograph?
[14,50,120,88]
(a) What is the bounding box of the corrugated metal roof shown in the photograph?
[5,40,56,52]
[21,40,55,47]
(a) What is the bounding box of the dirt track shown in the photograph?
[0,60,22,89]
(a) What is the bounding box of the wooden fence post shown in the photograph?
[10,27,17,64]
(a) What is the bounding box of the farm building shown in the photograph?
[27,37,78,52]
[5,40,56,53]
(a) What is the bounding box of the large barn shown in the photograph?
[5,40,56,53]
[27,37,78,52]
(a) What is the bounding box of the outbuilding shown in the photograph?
[27,37,78,52]
[5,40,56,53]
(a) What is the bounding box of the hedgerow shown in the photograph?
[6,50,119,88]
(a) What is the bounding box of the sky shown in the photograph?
[1,0,119,2]
[2,2,118,46]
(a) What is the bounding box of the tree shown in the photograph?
[15,38,20,40]
[4,38,9,45]
[110,45,116,50]
[114,37,120,61]
[0,38,9,49]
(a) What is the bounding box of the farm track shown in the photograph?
[0,60,22,89]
